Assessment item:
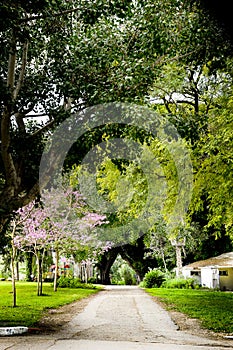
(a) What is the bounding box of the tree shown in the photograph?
[147,36,233,261]
[8,219,18,307]
[13,176,108,293]
[0,0,227,234]
[190,87,233,241]
[43,185,108,291]
[13,201,50,296]
[144,219,172,273]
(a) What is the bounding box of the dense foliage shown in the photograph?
[141,269,166,288]
[57,276,96,289]
[1,0,233,280]
[161,277,197,289]
[0,0,228,226]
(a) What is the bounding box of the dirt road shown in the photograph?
[1,286,232,349]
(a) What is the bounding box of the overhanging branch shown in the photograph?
[14,41,28,100]
[18,6,83,23]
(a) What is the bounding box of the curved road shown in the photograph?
[1,286,232,349]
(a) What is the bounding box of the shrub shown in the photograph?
[87,277,96,284]
[122,268,136,285]
[57,276,73,288]
[57,276,95,289]
[142,269,166,288]
[161,277,198,289]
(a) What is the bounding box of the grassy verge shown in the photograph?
[146,288,233,333]
[0,281,101,327]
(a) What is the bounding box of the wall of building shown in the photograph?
[201,267,219,289]
[181,268,201,285]
[182,268,192,279]
[182,263,233,290]
[219,267,233,290]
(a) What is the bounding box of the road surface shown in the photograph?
[0,286,232,349]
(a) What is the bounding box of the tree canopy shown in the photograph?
[1,0,233,277]
[0,0,227,228]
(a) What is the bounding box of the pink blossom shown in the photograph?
[13,184,111,259]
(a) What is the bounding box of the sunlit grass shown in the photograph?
[0,281,100,327]
[146,288,233,333]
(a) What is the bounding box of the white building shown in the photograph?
[182,252,233,290]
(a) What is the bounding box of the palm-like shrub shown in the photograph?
[142,269,166,288]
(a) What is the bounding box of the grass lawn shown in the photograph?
[146,288,233,333]
[0,281,100,327]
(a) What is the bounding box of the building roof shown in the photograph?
[184,252,233,269]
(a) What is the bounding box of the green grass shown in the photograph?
[146,288,233,333]
[0,281,101,327]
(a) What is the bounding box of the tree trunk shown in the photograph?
[97,248,119,284]
[11,251,16,308]
[160,249,168,273]
[36,255,41,296]
[175,244,183,277]
[53,249,59,292]
[120,236,158,280]
[16,261,19,281]
[11,220,17,307]
[25,252,33,281]
[40,257,43,296]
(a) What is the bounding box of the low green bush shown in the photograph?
[57,276,96,289]
[122,268,136,285]
[162,277,198,289]
[87,277,97,284]
[142,269,166,288]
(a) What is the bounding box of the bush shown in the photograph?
[87,277,96,284]
[142,269,166,288]
[57,276,96,289]
[57,276,74,288]
[122,268,136,285]
[161,277,198,289]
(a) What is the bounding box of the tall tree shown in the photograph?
[190,87,233,240]
[0,0,226,235]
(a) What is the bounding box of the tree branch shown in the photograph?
[7,32,16,89]
[1,31,18,195]
[14,41,28,100]
[23,113,49,119]
[176,100,196,107]
[15,112,26,135]
[159,48,200,66]
[19,6,82,23]
[162,97,172,114]
[29,119,55,139]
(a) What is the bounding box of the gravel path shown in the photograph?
[1,285,233,350]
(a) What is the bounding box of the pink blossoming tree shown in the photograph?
[14,201,50,296]
[13,182,108,295]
